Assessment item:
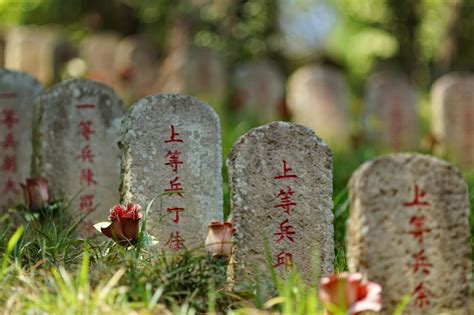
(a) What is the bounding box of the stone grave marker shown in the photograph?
[5,26,60,86]
[120,94,223,252]
[432,73,474,169]
[155,47,227,113]
[79,32,120,86]
[227,121,334,283]
[287,64,350,149]
[347,153,471,314]
[32,80,123,235]
[0,69,43,208]
[365,71,419,150]
[233,60,285,123]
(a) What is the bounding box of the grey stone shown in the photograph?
[287,64,350,149]
[348,153,471,314]
[432,73,474,169]
[32,80,123,235]
[365,71,419,150]
[227,121,334,284]
[0,69,43,208]
[120,94,223,252]
[233,60,285,123]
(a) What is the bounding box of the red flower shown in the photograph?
[99,203,142,245]
[319,272,382,314]
[205,221,236,259]
[21,177,50,210]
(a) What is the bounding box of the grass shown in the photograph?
[1,117,474,314]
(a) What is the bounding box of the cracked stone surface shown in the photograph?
[32,79,123,234]
[0,69,43,209]
[227,121,334,284]
[120,93,223,252]
[348,153,471,314]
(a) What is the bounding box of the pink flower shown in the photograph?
[205,221,236,259]
[99,203,142,245]
[21,177,50,210]
[319,272,382,314]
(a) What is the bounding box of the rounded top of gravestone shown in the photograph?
[432,72,474,94]
[125,93,220,123]
[0,68,43,90]
[38,79,122,102]
[228,121,331,162]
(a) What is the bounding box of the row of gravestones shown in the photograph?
[0,68,471,314]
[2,27,474,170]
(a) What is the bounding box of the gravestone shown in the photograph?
[287,64,349,149]
[114,36,159,103]
[233,60,285,123]
[365,71,419,150]
[347,153,471,314]
[32,80,123,235]
[155,47,227,113]
[120,94,223,251]
[0,69,43,208]
[432,73,474,169]
[79,32,120,86]
[227,121,334,283]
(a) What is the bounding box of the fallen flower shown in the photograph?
[21,177,50,210]
[319,272,382,315]
[95,203,142,245]
[205,221,236,259]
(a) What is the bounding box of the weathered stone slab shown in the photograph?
[347,153,471,314]
[227,121,334,283]
[287,64,349,149]
[0,69,43,208]
[120,94,223,251]
[233,60,285,123]
[79,32,120,86]
[432,73,474,169]
[365,71,419,150]
[32,80,123,235]
[5,26,60,86]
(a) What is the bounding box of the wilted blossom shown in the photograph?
[98,203,142,245]
[21,177,50,210]
[205,221,236,259]
[319,272,382,315]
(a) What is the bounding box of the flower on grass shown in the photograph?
[205,221,236,259]
[21,177,50,210]
[95,203,142,245]
[319,272,382,315]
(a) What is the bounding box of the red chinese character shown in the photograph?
[0,92,17,99]
[410,249,432,275]
[166,231,186,251]
[80,194,95,212]
[274,218,296,243]
[80,168,97,187]
[77,144,94,163]
[164,125,183,143]
[76,104,96,110]
[3,177,19,195]
[1,109,19,129]
[165,150,183,173]
[273,251,294,269]
[274,186,297,215]
[164,176,184,197]
[1,155,17,172]
[403,184,430,207]
[274,160,298,180]
[412,282,433,308]
[409,216,431,245]
[78,121,94,141]
[167,207,185,224]
[2,132,15,149]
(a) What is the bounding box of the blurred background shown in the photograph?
[1,0,474,247]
